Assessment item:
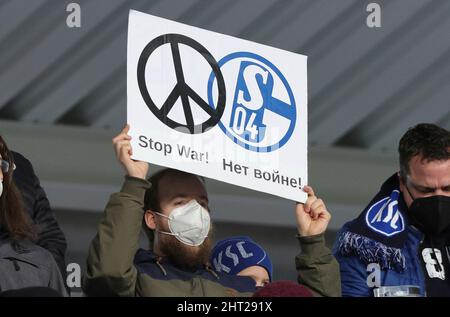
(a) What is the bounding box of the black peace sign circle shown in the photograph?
[137,34,226,134]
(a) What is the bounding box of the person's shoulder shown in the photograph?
[15,240,58,270]
[12,151,27,162]
[11,151,33,169]
[0,239,57,270]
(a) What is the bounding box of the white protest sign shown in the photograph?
[127,10,308,202]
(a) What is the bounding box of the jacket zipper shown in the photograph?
[417,235,427,297]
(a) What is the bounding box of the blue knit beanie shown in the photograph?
[210,236,273,281]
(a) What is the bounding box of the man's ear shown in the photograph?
[144,210,157,230]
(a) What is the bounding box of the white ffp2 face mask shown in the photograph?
[155,199,210,247]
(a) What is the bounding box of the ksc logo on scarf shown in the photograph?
[365,190,405,237]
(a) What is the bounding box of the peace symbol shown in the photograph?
[137,34,226,134]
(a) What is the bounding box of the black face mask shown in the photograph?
[407,194,450,235]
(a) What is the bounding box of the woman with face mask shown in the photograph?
[0,136,67,296]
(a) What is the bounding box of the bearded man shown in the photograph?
[83,125,341,297]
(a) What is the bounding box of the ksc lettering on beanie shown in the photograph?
[210,236,273,281]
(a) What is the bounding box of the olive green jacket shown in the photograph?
[82,176,341,297]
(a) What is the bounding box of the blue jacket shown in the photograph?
[333,222,426,297]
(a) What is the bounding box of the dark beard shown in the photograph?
[159,234,213,271]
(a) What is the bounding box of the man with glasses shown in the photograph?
[334,123,450,297]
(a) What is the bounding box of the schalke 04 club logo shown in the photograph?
[137,34,226,135]
[208,52,297,152]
